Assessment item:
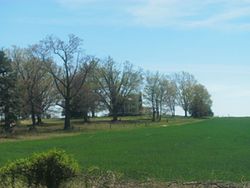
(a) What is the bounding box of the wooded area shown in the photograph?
[0,34,213,133]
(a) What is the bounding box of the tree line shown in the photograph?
[0,34,213,132]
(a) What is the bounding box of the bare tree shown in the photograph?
[175,72,197,117]
[94,57,142,121]
[40,34,95,130]
[144,72,167,121]
[158,75,171,120]
[10,47,55,128]
[164,78,178,117]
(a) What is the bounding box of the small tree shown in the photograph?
[0,149,79,188]
[175,72,197,117]
[189,84,213,118]
[165,78,178,117]
[70,73,101,122]
[144,72,161,121]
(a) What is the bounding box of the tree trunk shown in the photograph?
[4,106,10,132]
[159,103,162,121]
[83,111,88,123]
[112,115,118,121]
[111,104,118,121]
[152,110,156,122]
[172,106,175,117]
[156,101,160,121]
[158,113,161,121]
[31,104,36,128]
[112,112,118,121]
[27,95,36,129]
[184,109,188,117]
[112,110,118,121]
[91,110,95,118]
[64,98,71,130]
[36,114,42,125]
[172,111,175,117]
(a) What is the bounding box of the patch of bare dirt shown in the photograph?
[112,181,250,188]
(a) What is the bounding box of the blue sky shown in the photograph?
[1,0,250,116]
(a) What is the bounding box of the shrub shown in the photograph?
[0,149,79,188]
[0,158,31,187]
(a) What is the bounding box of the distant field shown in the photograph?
[1,117,250,182]
[0,116,198,140]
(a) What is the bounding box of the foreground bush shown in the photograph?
[0,149,79,188]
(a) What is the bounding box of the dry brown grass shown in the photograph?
[0,116,204,143]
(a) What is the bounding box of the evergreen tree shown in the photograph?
[0,51,19,132]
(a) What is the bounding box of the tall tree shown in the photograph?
[94,57,142,121]
[158,76,174,120]
[144,72,160,121]
[164,78,178,117]
[144,72,169,121]
[175,72,197,117]
[0,51,19,132]
[40,34,95,130]
[10,47,55,128]
[189,84,213,118]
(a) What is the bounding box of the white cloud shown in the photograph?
[186,6,250,28]
[54,0,250,30]
[129,0,250,29]
[130,0,203,26]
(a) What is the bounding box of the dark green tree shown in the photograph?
[70,77,101,122]
[189,84,213,118]
[0,51,19,132]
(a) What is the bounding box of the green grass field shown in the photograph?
[1,117,250,182]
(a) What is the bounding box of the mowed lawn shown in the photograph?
[1,117,250,182]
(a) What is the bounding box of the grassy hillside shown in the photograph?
[0,117,250,182]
